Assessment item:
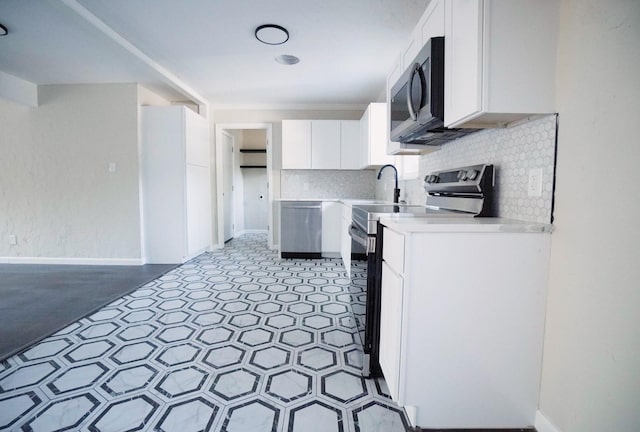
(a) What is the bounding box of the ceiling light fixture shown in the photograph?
[275,54,300,65]
[255,24,289,45]
[0,24,8,36]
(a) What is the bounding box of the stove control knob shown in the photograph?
[466,169,479,180]
[457,170,467,181]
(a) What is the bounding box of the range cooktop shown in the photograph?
[352,204,472,234]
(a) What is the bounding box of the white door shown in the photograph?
[243,169,268,230]
[222,132,234,242]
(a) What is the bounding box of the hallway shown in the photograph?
[0,234,407,431]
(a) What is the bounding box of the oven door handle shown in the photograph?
[349,224,367,247]
[349,224,375,254]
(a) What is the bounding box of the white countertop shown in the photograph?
[277,198,387,205]
[380,216,553,234]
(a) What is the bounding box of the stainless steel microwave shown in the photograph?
[389,36,475,147]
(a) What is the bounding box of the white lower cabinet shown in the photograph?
[380,260,404,400]
[340,203,352,276]
[379,225,551,429]
[321,201,342,257]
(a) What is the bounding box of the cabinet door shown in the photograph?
[401,30,422,68]
[368,103,395,167]
[380,260,404,401]
[282,120,312,169]
[340,120,361,169]
[185,109,209,166]
[444,0,484,127]
[340,204,352,276]
[361,103,395,167]
[186,164,211,256]
[419,0,445,43]
[321,201,342,254]
[311,120,341,169]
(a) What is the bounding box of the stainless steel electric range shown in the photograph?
[348,164,495,377]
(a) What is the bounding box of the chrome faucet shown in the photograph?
[377,164,400,204]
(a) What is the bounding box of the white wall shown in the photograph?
[538,1,640,431]
[0,83,142,260]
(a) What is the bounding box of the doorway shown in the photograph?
[215,123,274,248]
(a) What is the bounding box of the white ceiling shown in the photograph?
[0,0,429,109]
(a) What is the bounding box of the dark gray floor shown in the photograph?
[0,263,176,361]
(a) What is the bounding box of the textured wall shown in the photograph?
[280,170,376,199]
[377,115,557,224]
[539,1,640,431]
[0,84,142,259]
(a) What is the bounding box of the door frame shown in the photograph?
[220,130,235,243]
[215,123,274,249]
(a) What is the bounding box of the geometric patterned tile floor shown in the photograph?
[0,234,409,431]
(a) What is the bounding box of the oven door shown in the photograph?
[348,223,369,349]
[348,223,383,377]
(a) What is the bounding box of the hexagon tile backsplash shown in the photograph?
[396,114,557,224]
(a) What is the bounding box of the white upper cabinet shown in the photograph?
[396,155,421,181]
[444,0,559,128]
[419,0,445,42]
[282,119,361,170]
[340,120,361,169]
[311,120,341,169]
[185,110,210,166]
[386,0,558,143]
[360,103,395,168]
[281,120,312,169]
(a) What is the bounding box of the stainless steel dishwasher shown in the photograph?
[280,201,322,258]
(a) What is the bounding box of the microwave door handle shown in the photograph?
[406,63,421,121]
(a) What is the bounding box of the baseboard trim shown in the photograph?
[535,411,562,432]
[1,257,144,266]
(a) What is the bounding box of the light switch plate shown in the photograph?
[8,234,17,245]
[528,168,543,197]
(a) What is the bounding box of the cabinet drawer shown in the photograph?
[383,227,404,273]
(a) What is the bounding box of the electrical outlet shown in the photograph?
[528,168,543,197]
[8,234,17,245]
[108,162,117,173]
